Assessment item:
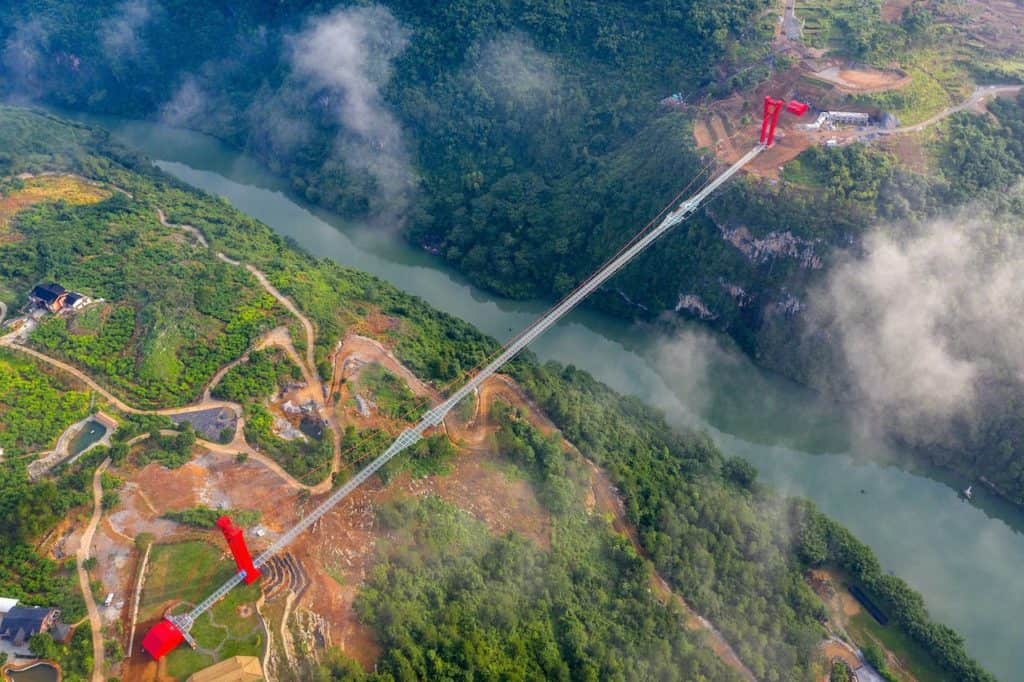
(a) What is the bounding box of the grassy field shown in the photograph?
[848,610,949,681]
[855,64,955,125]
[165,648,214,679]
[139,541,233,621]
[141,540,263,679]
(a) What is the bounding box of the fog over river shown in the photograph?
[77,114,1024,679]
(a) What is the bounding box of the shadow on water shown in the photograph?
[57,110,1024,679]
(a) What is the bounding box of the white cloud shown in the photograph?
[2,19,50,97]
[814,212,1024,441]
[286,4,414,220]
[160,76,208,127]
[470,33,560,111]
[99,0,157,59]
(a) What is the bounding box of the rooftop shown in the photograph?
[186,655,263,682]
[29,283,66,305]
[0,605,55,640]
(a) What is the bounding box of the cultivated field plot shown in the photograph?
[0,174,111,230]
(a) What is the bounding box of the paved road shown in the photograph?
[782,0,802,40]
[880,85,1023,136]
[77,458,111,682]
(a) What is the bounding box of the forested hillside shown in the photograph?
[4,1,1024,504]
[0,107,996,680]
[0,0,773,314]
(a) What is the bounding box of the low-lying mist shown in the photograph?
[812,203,1024,447]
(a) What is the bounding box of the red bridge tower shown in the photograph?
[216,515,261,584]
[760,96,809,146]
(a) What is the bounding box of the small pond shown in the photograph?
[67,420,106,457]
[5,662,59,682]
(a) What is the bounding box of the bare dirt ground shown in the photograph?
[74,458,110,682]
[880,133,931,175]
[821,638,862,671]
[693,119,715,149]
[335,334,441,402]
[808,65,911,93]
[689,68,836,178]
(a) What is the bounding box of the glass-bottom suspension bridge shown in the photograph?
[142,95,807,659]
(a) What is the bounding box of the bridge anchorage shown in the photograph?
[140,94,807,659]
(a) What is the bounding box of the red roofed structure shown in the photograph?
[141,618,185,659]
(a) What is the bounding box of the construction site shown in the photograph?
[686,0,1023,179]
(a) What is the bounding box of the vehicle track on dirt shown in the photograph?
[77,458,111,682]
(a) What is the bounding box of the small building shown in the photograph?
[29,283,67,313]
[828,111,871,126]
[64,292,88,310]
[186,655,263,682]
[0,606,58,646]
[0,597,19,615]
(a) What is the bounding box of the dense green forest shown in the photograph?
[350,494,737,681]
[0,107,993,679]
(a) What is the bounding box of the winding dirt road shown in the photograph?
[0,334,240,418]
[76,458,111,682]
[156,208,208,248]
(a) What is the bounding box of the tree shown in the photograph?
[28,632,58,660]
[723,457,758,490]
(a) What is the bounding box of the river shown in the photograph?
[78,115,1022,679]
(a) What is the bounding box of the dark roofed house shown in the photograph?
[0,605,57,646]
[64,292,87,310]
[29,283,67,313]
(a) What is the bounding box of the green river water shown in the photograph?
[78,115,1023,679]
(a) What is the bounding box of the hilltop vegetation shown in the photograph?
[0,349,89,456]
